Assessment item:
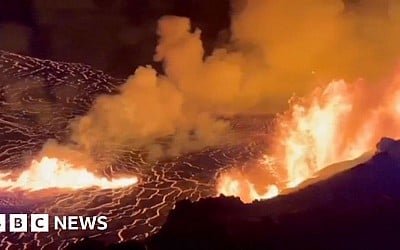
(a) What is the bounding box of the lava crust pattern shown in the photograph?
[0,51,271,249]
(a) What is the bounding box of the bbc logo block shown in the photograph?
[0,214,49,232]
[0,214,108,232]
[9,214,28,232]
[31,214,49,232]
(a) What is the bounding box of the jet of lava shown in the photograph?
[0,157,138,191]
[218,74,400,203]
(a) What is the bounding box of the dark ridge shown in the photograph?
[149,150,400,250]
[69,139,400,249]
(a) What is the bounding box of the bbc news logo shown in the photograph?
[0,214,108,232]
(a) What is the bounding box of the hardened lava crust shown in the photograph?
[0,50,272,249]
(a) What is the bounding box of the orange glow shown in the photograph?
[279,81,354,188]
[0,157,138,191]
[217,171,279,203]
[218,74,400,203]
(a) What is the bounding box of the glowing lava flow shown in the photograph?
[0,157,138,191]
[218,75,400,203]
[217,173,279,203]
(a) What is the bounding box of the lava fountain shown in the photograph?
[0,157,138,191]
[218,73,400,203]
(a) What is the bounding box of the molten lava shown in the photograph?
[217,173,279,203]
[0,157,138,191]
[218,74,400,203]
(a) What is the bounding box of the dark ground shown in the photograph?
[68,140,400,250]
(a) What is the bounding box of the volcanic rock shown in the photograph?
[144,139,400,250]
[377,137,400,159]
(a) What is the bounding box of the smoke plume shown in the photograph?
[229,0,400,110]
[45,1,400,163]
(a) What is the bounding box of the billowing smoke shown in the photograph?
[45,1,400,163]
[228,0,400,111]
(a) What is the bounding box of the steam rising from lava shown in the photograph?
[229,0,400,110]
[70,0,400,158]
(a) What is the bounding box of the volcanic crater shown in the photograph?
[0,50,274,249]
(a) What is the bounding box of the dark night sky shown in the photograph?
[0,0,231,78]
[0,0,388,78]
